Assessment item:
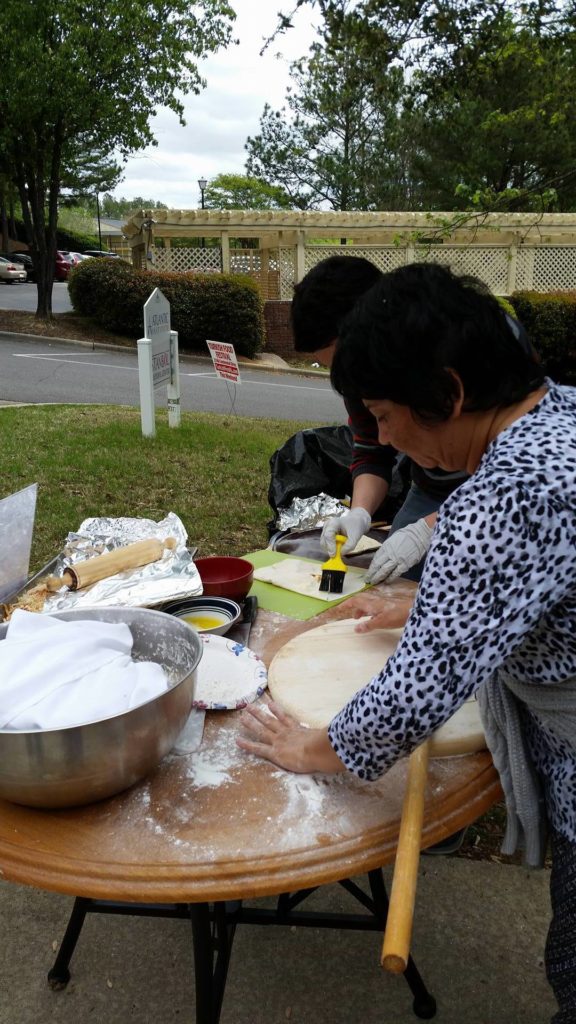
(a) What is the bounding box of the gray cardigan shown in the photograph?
[478,669,576,867]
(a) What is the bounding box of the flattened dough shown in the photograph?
[268,618,485,757]
[253,558,366,601]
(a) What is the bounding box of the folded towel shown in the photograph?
[0,610,169,730]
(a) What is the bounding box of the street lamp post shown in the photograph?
[198,177,207,249]
[96,192,102,250]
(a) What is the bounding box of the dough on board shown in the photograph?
[253,559,366,601]
[268,618,485,756]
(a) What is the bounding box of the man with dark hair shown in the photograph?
[292,255,471,583]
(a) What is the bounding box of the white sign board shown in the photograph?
[206,340,240,383]
[144,287,171,388]
[138,290,181,438]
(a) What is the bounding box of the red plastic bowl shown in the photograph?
[194,556,254,601]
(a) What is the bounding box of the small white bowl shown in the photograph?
[162,597,242,636]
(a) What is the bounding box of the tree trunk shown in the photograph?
[0,190,9,252]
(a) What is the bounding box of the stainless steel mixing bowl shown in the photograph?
[0,606,203,809]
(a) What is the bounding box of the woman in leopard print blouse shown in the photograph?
[239,263,576,1023]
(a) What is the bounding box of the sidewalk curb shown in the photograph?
[0,330,328,378]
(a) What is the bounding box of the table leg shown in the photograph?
[368,871,437,1020]
[47,896,90,990]
[189,901,239,1024]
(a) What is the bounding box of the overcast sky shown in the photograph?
[117,2,320,209]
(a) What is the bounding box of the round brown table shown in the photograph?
[0,592,502,1022]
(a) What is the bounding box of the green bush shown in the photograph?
[510,290,576,385]
[68,260,265,357]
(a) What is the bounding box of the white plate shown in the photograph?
[192,634,268,710]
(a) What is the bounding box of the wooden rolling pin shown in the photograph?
[46,537,177,592]
[381,739,430,974]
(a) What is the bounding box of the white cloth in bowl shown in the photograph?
[0,610,169,730]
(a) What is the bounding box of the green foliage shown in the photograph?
[68,259,265,358]
[8,217,99,252]
[246,5,405,211]
[510,291,576,384]
[100,195,169,218]
[261,1,576,212]
[204,174,293,210]
[56,226,100,252]
[0,0,235,315]
[407,10,576,210]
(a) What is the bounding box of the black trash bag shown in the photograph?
[267,427,412,538]
[267,425,353,520]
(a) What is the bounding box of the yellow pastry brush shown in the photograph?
[319,533,347,594]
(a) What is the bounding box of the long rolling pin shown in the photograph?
[381,739,431,974]
[46,537,176,592]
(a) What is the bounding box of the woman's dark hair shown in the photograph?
[330,262,544,421]
[291,255,382,351]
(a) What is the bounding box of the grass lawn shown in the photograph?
[1,404,311,572]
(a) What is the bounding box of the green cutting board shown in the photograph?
[244,549,361,621]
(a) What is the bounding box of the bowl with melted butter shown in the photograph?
[161,597,242,636]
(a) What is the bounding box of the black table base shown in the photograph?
[47,869,436,1022]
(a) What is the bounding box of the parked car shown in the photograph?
[68,251,93,262]
[55,251,73,281]
[82,249,121,258]
[1,252,36,282]
[0,256,27,284]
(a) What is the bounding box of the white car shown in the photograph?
[0,256,27,284]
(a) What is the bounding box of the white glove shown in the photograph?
[321,507,372,556]
[365,518,433,584]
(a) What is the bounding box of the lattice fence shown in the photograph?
[299,244,510,294]
[149,242,576,298]
[516,246,576,291]
[151,247,221,274]
[302,245,406,278]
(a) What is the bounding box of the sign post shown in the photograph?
[138,288,180,437]
[167,329,181,428]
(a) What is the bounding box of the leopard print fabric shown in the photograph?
[328,382,576,841]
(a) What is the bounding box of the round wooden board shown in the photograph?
[268,617,485,757]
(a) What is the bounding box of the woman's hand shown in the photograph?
[335,592,414,632]
[237,701,346,774]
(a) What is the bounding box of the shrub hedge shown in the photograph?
[68,259,265,358]
[510,290,576,385]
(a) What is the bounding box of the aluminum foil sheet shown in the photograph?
[275,493,348,533]
[42,512,202,613]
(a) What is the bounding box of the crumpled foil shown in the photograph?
[42,512,202,613]
[275,493,348,533]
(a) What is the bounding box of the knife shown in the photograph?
[228,595,258,647]
[173,706,206,756]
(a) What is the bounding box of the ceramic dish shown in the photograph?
[192,634,268,710]
[161,597,242,636]
[194,556,254,601]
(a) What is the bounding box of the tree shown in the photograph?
[403,7,576,210]
[258,0,576,215]
[203,173,294,210]
[0,0,235,317]
[59,141,124,207]
[246,4,406,210]
[99,195,169,219]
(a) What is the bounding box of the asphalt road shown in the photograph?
[0,280,71,313]
[0,334,345,423]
